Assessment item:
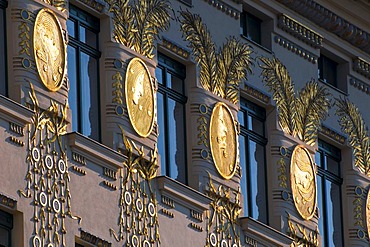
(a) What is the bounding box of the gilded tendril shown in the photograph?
[259,57,331,146]
[179,10,252,104]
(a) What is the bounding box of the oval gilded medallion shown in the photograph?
[290,145,317,220]
[34,8,65,92]
[210,102,238,180]
[366,188,370,239]
[125,58,155,137]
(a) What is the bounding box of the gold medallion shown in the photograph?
[366,188,370,239]
[34,8,65,92]
[290,145,317,220]
[125,58,155,137]
[209,102,238,180]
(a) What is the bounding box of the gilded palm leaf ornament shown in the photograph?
[259,57,331,146]
[336,98,370,176]
[105,0,171,59]
[179,10,252,104]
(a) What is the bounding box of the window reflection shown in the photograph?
[156,53,187,184]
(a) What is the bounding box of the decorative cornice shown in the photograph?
[102,180,117,190]
[71,165,87,176]
[242,84,270,104]
[349,77,370,95]
[9,136,25,146]
[72,152,87,165]
[353,57,370,79]
[274,35,318,64]
[276,0,370,54]
[103,167,117,180]
[189,222,203,232]
[160,208,174,218]
[9,122,24,136]
[203,0,240,19]
[80,229,111,247]
[320,125,346,145]
[162,38,190,59]
[76,0,105,12]
[277,14,323,48]
[0,193,17,209]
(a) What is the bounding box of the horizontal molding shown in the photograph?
[320,125,346,145]
[0,193,17,209]
[80,229,111,246]
[349,77,370,95]
[353,57,370,79]
[274,35,318,64]
[76,0,105,12]
[242,83,271,104]
[203,0,240,19]
[276,0,370,54]
[162,37,190,60]
[277,14,323,48]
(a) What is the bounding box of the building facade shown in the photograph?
[0,0,370,246]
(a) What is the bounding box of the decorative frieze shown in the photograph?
[287,213,319,246]
[160,208,174,218]
[72,152,87,165]
[189,222,203,232]
[161,195,175,208]
[278,14,323,48]
[349,77,370,95]
[190,209,203,222]
[274,35,318,64]
[18,10,33,57]
[276,0,370,54]
[353,186,364,228]
[102,180,117,190]
[9,122,24,136]
[243,84,270,104]
[244,235,258,247]
[103,167,117,180]
[80,229,111,247]
[353,57,370,79]
[9,136,25,146]
[320,125,346,145]
[72,165,87,176]
[162,38,190,59]
[203,0,240,19]
[77,0,105,12]
[0,193,17,209]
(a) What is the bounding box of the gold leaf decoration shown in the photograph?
[335,98,370,175]
[179,10,252,104]
[105,0,171,59]
[259,57,330,146]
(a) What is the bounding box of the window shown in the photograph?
[155,53,187,184]
[238,99,268,224]
[318,54,338,87]
[0,210,13,247]
[315,140,343,246]
[67,5,101,141]
[0,0,7,95]
[240,11,262,45]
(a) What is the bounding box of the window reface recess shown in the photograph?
[156,53,188,184]
[0,0,7,95]
[238,99,268,224]
[241,12,262,45]
[0,210,13,247]
[315,140,343,247]
[67,4,101,141]
[319,55,338,87]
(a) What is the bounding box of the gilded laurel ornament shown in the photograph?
[34,8,65,92]
[209,102,238,179]
[367,189,370,240]
[290,145,317,220]
[125,58,155,137]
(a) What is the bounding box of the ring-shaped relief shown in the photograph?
[125,58,155,137]
[33,236,42,247]
[209,102,238,180]
[53,198,61,213]
[32,147,41,162]
[143,240,151,247]
[209,233,217,247]
[366,188,370,241]
[124,191,132,205]
[232,244,238,247]
[58,159,66,174]
[131,235,139,247]
[136,198,144,213]
[148,202,155,217]
[290,145,317,220]
[45,155,54,169]
[34,8,66,92]
[39,192,48,207]
[221,239,228,247]
[47,243,54,247]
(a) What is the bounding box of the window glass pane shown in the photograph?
[156,67,163,84]
[239,135,248,215]
[167,98,186,183]
[326,156,340,176]
[315,151,322,167]
[248,115,264,136]
[157,93,166,176]
[67,19,75,38]
[80,25,97,48]
[249,140,267,223]
[0,8,6,95]
[67,46,78,132]
[238,110,245,126]
[168,73,184,94]
[326,181,342,247]
[316,177,325,244]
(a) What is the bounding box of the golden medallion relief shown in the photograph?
[125,58,155,137]
[34,8,65,92]
[290,145,317,220]
[210,102,238,180]
[366,189,370,239]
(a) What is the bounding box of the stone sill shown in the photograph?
[66,132,125,171]
[155,176,212,212]
[0,95,33,125]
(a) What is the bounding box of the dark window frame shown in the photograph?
[238,99,268,224]
[0,210,13,247]
[156,53,188,184]
[318,54,338,88]
[316,139,344,247]
[240,11,262,45]
[67,4,101,141]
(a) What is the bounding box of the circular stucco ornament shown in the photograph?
[209,102,238,180]
[125,58,155,137]
[290,145,317,220]
[34,8,66,92]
